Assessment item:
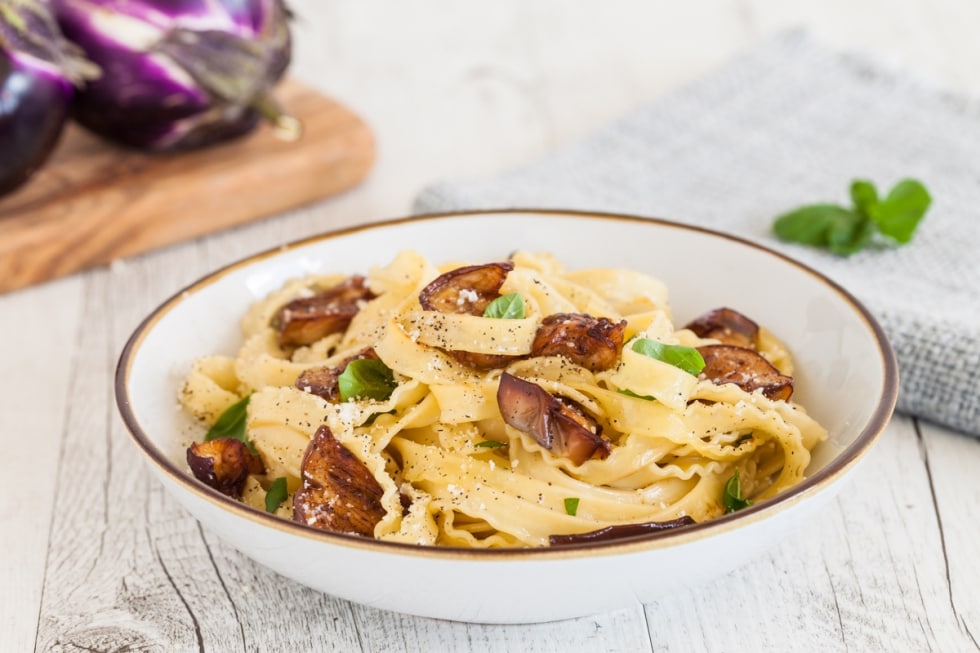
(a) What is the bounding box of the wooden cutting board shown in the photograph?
[0,79,375,294]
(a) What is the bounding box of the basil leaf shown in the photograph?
[564,497,580,516]
[874,178,931,244]
[204,394,255,453]
[265,477,288,513]
[483,292,525,319]
[338,359,397,402]
[849,179,879,217]
[772,177,930,255]
[475,440,506,449]
[826,212,875,256]
[631,338,705,376]
[618,388,655,401]
[722,471,752,514]
[772,204,855,246]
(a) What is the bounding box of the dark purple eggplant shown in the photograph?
[548,517,697,546]
[0,0,97,196]
[51,0,297,151]
[496,372,610,465]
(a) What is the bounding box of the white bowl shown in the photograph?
[116,210,897,624]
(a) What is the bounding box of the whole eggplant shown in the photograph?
[0,0,96,196]
[51,0,296,151]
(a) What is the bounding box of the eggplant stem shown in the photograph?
[252,92,302,142]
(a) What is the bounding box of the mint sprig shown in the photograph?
[773,178,931,256]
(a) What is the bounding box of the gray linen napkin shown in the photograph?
[414,31,980,436]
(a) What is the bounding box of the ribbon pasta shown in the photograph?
[179,250,827,547]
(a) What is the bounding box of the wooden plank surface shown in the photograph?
[5,1,980,652]
[0,79,374,294]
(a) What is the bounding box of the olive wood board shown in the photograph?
[0,79,375,295]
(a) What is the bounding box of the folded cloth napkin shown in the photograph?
[414,30,980,436]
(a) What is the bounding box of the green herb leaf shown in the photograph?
[618,388,655,401]
[483,292,525,319]
[338,359,397,402]
[265,476,288,513]
[849,179,879,217]
[772,178,930,255]
[826,211,876,256]
[204,394,255,453]
[564,497,580,516]
[874,178,931,244]
[772,204,863,249]
[631,338,706,376]
[475,440,506,449]
[722,471,752,514]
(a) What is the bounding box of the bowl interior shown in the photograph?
[121,210,896,547]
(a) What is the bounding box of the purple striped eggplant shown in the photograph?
[51,0,296,151]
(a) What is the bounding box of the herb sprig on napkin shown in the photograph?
[773,178,931,255]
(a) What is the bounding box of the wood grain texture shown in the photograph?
[0,79,374,294]
[6,1,980,652]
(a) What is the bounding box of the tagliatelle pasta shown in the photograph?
[179,250,827,548]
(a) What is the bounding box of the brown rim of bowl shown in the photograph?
[115,208,899,561]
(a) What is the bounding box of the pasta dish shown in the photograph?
[179,250,827,547]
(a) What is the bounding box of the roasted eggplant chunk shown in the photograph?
[531,313,626,372]
[293,425,386,536]
[697,344,793,401]
[549,516,697,546]
[684,307,760,350]
[187,438,265,498]
[449,349,514,371]
[296,347,380,402]
[418,262,514,313]
[496,372,609,465]
[419,262,516,369]
[272,276,376,347]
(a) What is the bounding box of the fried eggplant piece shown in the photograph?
[450,350,515,371]
[684,307,760,350]
[418,261,514,314]
[697,344,793,401]
[186,438,265,498]
[549,516,697,546]
[293,425,385,537]
[272,276,376,347]
[295,347,379,402]
[496,372,609,465]
[418,261,517,369]
[531,313,627,372]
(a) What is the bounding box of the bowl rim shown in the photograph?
[115,208,899,561]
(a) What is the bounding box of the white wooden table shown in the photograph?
[4,2,979,651]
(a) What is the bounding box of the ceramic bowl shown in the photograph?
[116,210,897,624]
